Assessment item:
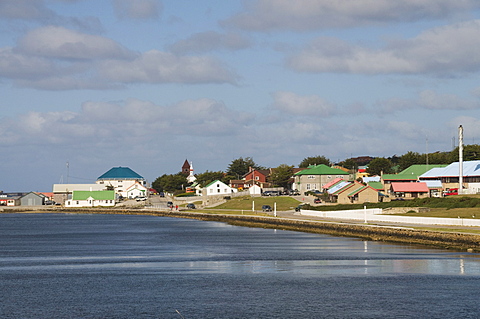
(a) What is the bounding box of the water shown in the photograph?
[1,213,480,318]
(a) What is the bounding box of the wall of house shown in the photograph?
[65,199,115,207]
[295,174,349,194]
[96,179,145,198]
[356,188,379,203]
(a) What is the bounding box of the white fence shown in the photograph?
[300,208,480,227]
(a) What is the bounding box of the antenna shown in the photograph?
[66,161,70,184]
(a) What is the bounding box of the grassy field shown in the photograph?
[213,196,301,211]
[401,207,480,219]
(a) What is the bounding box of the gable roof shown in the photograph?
[205,179,230,188]
[72,190,115,200]
[294,164,349,176]
[391,182,429,193]
[97,167,144,180]
[322,177,345,189]
[382,164,447,181]
[419,160,480,178]
[367,181,384,190]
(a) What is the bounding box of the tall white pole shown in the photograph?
[459,125,463,194]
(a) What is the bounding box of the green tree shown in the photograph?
[195,171,225,187]
[269,164,294,189]
[152,173,186,193]
[366,157,393,176]
[337,158,357,170]
[448,144,480,162]
[299,155,331,168]
[398,151,421,171]
[226,157,263,179]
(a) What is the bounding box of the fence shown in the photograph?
[300,208,480,227]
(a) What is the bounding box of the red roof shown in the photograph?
[322,177,345,189]
[391,182,428,192]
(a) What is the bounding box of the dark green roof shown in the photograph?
[97,167,144,180]
[294,164,349,176]
[367,181,383,190]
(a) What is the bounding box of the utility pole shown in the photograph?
[459,125,463,195]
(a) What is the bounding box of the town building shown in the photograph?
[96,167,147,199]
[293,164,351,194]
[65,190,116,207]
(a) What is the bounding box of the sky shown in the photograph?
[1,0,480,192]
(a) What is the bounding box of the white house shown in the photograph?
[65,190,115,207]
[200,180,237,196]
[125,181,148,199]
[96,167,147,199]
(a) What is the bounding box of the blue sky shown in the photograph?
[1,0,480,192]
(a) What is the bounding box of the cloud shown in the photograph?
[100,50,238,84]
[377,90,480,113]
[113,0,162,20]
[289,20,480,75]
[170,31,251,54]
[17,26,134,60]
[0,0,55,20]
[0,26,237,89]
[271,91,335,116]
[223,0,480,31]
[0,98,253,147]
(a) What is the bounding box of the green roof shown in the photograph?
[367,181,383,190]
[294,164,349,176]
[72,190,115,200]
[382,164,447,181]
[97,167,144,180]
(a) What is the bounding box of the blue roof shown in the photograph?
[97,167,144,180]
[420,161,480,178]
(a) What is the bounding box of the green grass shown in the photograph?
[214,196,301,211]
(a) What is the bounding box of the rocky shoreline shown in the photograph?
[3,207,480,252]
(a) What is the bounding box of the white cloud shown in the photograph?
[17,26,134,60]
[377,90,480,113]
[0,48,56,80]
[113,0,162,20]
[170,31,251,54]
[223,0,480,31]
[0,0,54,20]
[289,20,480,75]
[100,50,238,84]
[271,91,335,116]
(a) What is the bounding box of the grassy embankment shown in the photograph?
[201,196,301,215]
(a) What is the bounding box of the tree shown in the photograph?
[366,157,393,176]
[448,144,480,162]
[398,151,421,171]
[269,164,294,189]
[337,158,357,170]
[152,173,187,193]
[226,157,263,179]
[195,171,225,187]
[299,156,331,168]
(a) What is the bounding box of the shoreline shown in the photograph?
[2,207,480,252]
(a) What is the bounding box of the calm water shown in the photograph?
[1,213,480,318]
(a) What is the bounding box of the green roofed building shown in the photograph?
[293,164,351,194]
[381,164,447,193]
[65,190,115,207]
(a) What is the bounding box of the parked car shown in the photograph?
[443,188,458,196]
[44,200,55,205]
[294,204,305,212]
[186,203,196,209]
[167,201,174,208]
[136,196,147,201]
[262,191,280,196]
[288,190,300,196]
[262,205,272,212]
[313,198,322,204]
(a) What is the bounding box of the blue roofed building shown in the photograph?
[96,167,147,199]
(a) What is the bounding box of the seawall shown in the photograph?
[2,207,480,252]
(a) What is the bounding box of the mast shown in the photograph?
[458,125,463,194]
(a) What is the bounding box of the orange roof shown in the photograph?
[391,182,428,192]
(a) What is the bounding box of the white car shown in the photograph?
[136,196,147,201]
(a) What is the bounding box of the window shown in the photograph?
[308,175,315,179]
[255,176,259,180]
[306,184,311,190]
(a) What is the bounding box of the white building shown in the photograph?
[96,167,147,199]
[65,190,115,207]
[200,180,237,196]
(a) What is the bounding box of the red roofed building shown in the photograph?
[390,182,429,199]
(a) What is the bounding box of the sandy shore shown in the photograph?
[2,207,480,252]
